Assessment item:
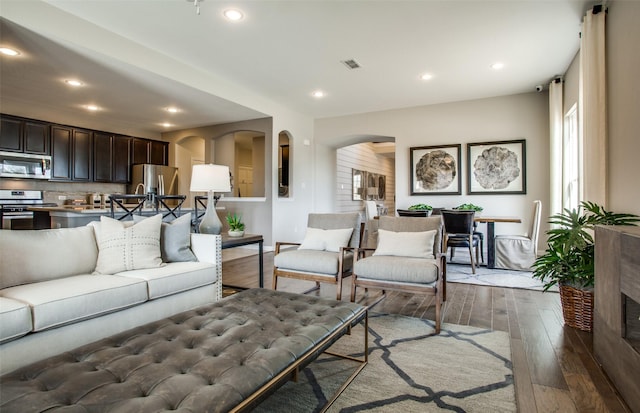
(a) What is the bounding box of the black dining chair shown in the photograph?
[441,210,481,274]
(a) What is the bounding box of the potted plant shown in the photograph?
[226,212,245,237]
[398,203,433,217]
[454,203,483,214]
[532,201,639,331]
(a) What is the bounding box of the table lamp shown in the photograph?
[190,164,231,234]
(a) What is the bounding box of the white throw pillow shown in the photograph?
[298,227,354,252]
[373,229,436,258]
[94,214,163,274]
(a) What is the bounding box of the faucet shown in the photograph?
[134,183,145,195]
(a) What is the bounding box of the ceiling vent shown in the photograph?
[341,59,361,70]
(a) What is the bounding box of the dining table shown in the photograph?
[474,216,522,269]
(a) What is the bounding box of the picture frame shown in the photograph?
[410,144,462,195]
[467,139,526,195]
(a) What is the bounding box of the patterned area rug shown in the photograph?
[255,313,515,412]
[445,255,558,291]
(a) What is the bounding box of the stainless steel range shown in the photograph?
[0,190,56,230]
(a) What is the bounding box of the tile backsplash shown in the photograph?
[0,178,126,205]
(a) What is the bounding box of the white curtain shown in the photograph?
[549,78,563,217]
[579,7,607,206]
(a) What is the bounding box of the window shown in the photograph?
[563,104,580,211]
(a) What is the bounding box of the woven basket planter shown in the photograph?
[559,284,594,332]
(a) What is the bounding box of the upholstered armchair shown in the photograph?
[495,200,542,271]
[351,216,446,334]
[273,213,364,300]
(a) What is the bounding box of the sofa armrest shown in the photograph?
[190,233,222,301]
[190,233,222,265]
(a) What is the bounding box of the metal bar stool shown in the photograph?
[155,195,186,220]
[108,194,147,220]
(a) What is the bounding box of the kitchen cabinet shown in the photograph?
[132,137,168,166]
[51,125,92,181]
[113,135,131,183]
[94,133,131,183]
[0,114,50,155]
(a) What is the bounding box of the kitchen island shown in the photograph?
[29,205,195,229]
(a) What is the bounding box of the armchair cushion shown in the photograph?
[298,227,354,252]
[274,249,354,275]
[354,256,439,284]
[373,229,436,258]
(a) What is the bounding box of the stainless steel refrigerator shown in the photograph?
[129,164,179,196]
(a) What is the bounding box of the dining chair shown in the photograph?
[441,209,480,274]
[273,213,364,300]
[365,200,379,221]
[494,200,542,271]
[351,216,446,333]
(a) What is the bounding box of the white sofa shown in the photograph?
[0,217,222,375]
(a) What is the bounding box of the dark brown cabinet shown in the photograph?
[132,138,168,166]
[0,115,50,155]
[94,132,131,183]
[6,114,166,183]
[93,132,113,182]
[113,135,131,183]
[51,125,92,181]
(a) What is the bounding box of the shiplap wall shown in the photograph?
[336,143,395,215]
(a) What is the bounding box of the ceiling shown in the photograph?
[0,0,592,137]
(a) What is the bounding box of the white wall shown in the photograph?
[316,92,550,245]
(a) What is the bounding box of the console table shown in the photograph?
[222,233,264,288]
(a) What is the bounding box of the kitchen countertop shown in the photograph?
[29,206,194,215]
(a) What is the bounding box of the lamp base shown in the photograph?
[199,191,222,234]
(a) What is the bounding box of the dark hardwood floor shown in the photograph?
[222,252,631,413]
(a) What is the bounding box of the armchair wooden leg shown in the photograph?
[350,276,357,302]
[435,294,441,334]
[272,270,279,291]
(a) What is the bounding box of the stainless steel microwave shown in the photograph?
[0,151,52,179]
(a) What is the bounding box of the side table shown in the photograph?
[221,233,264,288]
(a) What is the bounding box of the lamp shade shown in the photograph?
[190,164,231,192]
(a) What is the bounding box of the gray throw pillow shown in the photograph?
[133,213,197,262]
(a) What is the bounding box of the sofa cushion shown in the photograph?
[354,255,439,284]
[116,261,217,299]
[94,214,163,275]
[0,226,98,289]
[133,213,197,262]
[1,275,148,332]
[0,297,32,343]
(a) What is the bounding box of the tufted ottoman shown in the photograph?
[0,289,368,412]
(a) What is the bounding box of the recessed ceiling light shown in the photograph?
[420,73,433,81]
[311,90,325,98]
[165,107,179,113]
[491,62,505,70]
[85,105,100,111]
[161,122,173,128]
[65,79,84,87]
[223,8,244,21]
[0,47,20,56]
